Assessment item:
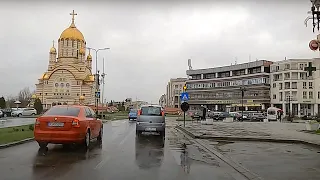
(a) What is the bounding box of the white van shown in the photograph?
[267,107,279,121]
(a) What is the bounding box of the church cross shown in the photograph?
[70,10,77,24]
[304,62,316,77]
[52,40,55,47]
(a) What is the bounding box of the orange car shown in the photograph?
[34,105,103,149]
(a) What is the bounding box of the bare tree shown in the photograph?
[18,87,32,107]
[6,95,17,108]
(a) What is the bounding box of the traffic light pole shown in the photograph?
[184,111,186,127]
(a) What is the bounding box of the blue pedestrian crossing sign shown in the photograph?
[180,92,189,102]
[95,91,100,98]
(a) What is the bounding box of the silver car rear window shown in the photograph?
[141,106,162,116]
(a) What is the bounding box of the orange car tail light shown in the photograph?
[72,119,80,128]
[137,110,141,115]
[35,118,40,126]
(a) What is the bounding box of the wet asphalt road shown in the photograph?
[205,140,320,180]
[0,117,35,128]
[0,119,247,180]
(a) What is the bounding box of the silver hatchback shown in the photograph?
[136,105,165,137]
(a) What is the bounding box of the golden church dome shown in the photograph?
[79,47,85,54]
[59,10,85,42]
[50,40,56,54]
[86,54,92,61]
[50,47,56,54]
[31,94,37,99]
[86,49,92,61]
[40,73,49,80]
[79,95,85,100]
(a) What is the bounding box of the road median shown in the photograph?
[0,124,35,149]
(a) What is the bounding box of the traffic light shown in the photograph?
[183,84,187,91]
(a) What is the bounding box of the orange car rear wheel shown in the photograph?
[38,142,48,149]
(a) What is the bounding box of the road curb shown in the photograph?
[0,138,34,149]
[175,125,320,148]
[175,126,262,180]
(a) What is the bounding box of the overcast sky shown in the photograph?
[0,1,319,103]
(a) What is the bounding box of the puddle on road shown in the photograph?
[168,128,221,173]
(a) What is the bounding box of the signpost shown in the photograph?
[180,92,189,102]
[180,84,189,127]
[95,91,100,98]
[309,40,319,51]
[181,102,190,127]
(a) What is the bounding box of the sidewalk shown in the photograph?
[175,121,320,146]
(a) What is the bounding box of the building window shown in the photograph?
[318,92,320,99]
[279,92,283,101]
[77,93,79,96]
[273,94,276,99]
[303,91,307,99]
[284,73,290,79]
[309,91,313,99]
[83,94,85,96]
[285,64,290,70]
[292,82,297,89]
[45,93,47,96]
[299,64,304,70]
[279,83,283,90]
[309,82,313,89]
[273,83,276,88]
[303,82,307,89]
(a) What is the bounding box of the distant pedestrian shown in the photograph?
[202,107,207,120]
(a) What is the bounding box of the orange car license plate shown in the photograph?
[48,122,64,127]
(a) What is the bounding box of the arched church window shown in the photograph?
[66,40,69,46]
[72,40,74,47]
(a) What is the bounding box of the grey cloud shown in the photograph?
[0,1,318,103]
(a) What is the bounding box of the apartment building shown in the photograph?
[166,78,187,108]
[159,94,166,108]
[186,60,272,112]
[270,58,320,117]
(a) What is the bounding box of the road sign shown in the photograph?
[180,92,189,102]
[95,91,100,98]
[181,102,190,112]
[309,39,319,51]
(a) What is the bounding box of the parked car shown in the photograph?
[11,108,24,117]
[249,113,265,122]
[34,105,103,149]
[129,109,138,121]
[191,111,201,120]
[136,105,165,137]
[22,108,37,116]
[212,112,228,120]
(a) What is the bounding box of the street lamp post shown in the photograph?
[86,47,110,115]
[240,86,246,120]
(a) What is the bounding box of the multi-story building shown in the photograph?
[159,94,166,107]
[186,60,272,112]
[270,58,320,117]
[166,78,187,108]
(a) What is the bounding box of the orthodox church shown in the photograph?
[35,10,95,109]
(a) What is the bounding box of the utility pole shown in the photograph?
[86,47,110,114]
[240,86,246,120]
[101,58,106,107]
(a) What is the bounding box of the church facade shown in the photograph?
[35,10,96,109]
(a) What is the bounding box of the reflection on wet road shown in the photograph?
[0,119,247,180]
